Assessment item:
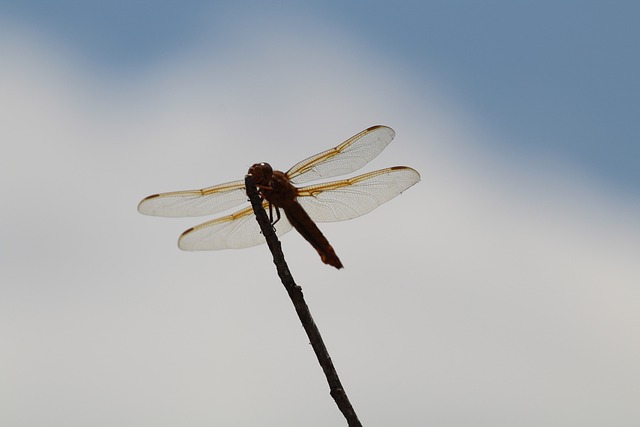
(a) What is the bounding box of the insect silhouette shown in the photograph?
[138,125,420,268]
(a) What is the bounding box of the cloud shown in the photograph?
[1,17,639,427]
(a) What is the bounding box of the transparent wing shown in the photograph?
[286,125,395,184]
[137,180,246,217]
[178,202,294,250]
[296,167,420,222]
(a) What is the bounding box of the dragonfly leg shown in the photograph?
[258,202,279,235]
[271,205,281,226]
[256,185,279,230]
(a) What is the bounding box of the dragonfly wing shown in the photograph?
[296,167,420,222]
[178,203,294,250]
[287,125,395,184]
[138,180,247,217]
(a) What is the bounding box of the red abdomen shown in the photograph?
[283,200,343,269]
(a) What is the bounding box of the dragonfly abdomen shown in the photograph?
[283,200,343,269]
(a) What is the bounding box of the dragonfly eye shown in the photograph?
[248,162,273,185]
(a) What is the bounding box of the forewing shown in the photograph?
[296,167,420,222]
[178,203,294,250]
[138,180,246,217]
[287,125,395,184]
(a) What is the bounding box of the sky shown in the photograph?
[1,1,639,426]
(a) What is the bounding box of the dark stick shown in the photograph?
[245,174,363,427]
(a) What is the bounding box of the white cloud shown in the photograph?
[1,17,639,427]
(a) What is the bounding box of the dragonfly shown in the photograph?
[138,125,420,269]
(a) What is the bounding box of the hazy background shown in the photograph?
[1,2,639,426]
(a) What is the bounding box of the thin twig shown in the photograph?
[245,174,363,427]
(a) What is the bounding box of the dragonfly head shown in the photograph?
[248,162,273,185]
